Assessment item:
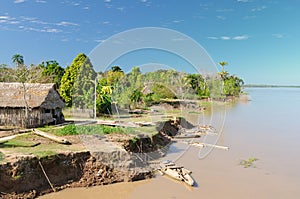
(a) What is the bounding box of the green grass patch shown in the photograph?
[34,150,58,158]
[0,135,38,148]
[0,151,4,162]
[239,157,259,168]
[56,124,135,136]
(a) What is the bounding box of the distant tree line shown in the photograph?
[0,53,244,116]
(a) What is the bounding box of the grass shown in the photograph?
[55,124,136,136]
[0,133,85,159]
[239,157,259,168]
[0,151,4,162]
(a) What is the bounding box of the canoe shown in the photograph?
[160,160,194,186]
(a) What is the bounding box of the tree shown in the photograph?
[218,61,229,80]
[72,57,96,109]
[223,75,244,96]
[130,88,143,108]
[96,83,113,115]
[60,53,91,107]
[218,61,228,72]
[12,54,24,68]
[40,61,65,87]
[111,66,123,72]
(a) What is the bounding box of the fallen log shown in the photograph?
[33,129,71,145]
[190,142,229,150]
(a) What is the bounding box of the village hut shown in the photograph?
[0,82,65,128]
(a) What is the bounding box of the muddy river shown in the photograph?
[40,88,300,199]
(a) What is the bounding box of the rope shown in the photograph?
[38,160,56,192]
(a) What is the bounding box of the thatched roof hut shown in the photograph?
[0,82,65,128]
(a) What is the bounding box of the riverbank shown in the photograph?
[0,116,192,199]
[0,151,152,199]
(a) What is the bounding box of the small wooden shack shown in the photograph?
[0,82,65,128]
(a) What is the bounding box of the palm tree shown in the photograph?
[12,54,24,68]
[111,66,122,72]
[218,61,228,72]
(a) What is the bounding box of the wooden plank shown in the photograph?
[33,129,71,145]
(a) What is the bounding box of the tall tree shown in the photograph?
[72,56,96,109]
[218,61,229,80]
[218,61,228,72]
[12,54,24,68]
[60,53,91,107]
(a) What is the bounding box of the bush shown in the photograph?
[58,124,77,135]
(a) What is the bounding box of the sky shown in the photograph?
[0,0,299,85]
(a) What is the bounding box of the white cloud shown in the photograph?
[14,0,27,3]
[272,34,284,39]
[233,35,249,40]
[207,36,218,40]
[0,16,9,20]
[217,16,226,20]
[102,21,110,25]
[172,20,184,23]
[45,28,61,33]
[221,36,231,40]
[56,21,78,26]
[36,0,46,3]
[251,6,266,12]
[104,0,111,2]
[95,39,106,43]
[19,26,61,33]
[208,35,250,40]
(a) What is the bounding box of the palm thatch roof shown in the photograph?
[0,82,65,109]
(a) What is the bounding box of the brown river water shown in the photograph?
[40,88,300,199]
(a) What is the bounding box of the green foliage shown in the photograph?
[130,88,143,108]
[58,124,77,135]
[111,66,123,72]
[40,61,65,87]
[73,57,96,109]
[218,61,228,72]
[12,54,24,67]
[185,74,210,98]
[0,65,16,82]
[60,53,93,107]
[239,157,259,168]
[57,124,133,136]
[151,84,177,101]
[0,151,4,162]
[223,75,244,96]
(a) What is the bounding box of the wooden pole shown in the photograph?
[39,161,56,192]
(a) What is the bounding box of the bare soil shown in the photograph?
[0,152,152,199]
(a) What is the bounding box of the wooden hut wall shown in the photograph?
[0,107,54,128]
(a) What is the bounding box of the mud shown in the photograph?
[0,152,152,199]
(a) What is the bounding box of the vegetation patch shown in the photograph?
[0,151,4,162]
[56,124,135,136]
[239,157,259,168]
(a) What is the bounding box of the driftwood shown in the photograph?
[189,142,229,150]
[33,129,71,145]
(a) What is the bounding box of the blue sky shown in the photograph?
[0,0,299,85]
